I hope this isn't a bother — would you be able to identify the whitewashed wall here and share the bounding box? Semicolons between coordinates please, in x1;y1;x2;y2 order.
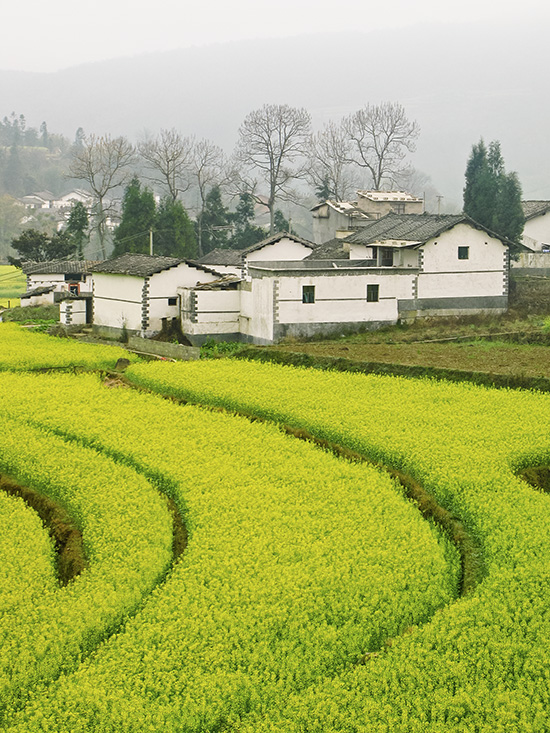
245;238;312;263
147;263;218;334
275;271;414;326
60;299;87;325
241;279;274;342
28;273;94;294
418;224;506;298
93;273;143;332
523;214;550;252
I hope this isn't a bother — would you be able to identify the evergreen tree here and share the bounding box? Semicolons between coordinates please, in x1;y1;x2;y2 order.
154;198;197;258
463;138;524;244
228;193;266;250
65;201;89;257
315;175;333;201
8;228;76;266
273;209;294;234
198;186;232;254
48;230;78;260
112;177;156;256
493;171;525;245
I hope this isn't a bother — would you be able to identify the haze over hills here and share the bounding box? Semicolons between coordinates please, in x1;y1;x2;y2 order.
0;21;547;210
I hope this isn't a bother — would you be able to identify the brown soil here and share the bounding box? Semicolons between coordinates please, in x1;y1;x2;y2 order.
0;474;86;584
273;340;550;378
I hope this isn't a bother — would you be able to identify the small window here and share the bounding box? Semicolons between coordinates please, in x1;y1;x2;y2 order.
302;285;315;304
168;297;177;306
68;283;80;296
380;248;393;267
458;246;469;260
366;284;379;302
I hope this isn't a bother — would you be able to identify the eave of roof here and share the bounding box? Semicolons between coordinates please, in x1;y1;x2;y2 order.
22;260;100;275
241;231;315;254
522;200;550;220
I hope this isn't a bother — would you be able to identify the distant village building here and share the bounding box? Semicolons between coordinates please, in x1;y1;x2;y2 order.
310;190;424;244
311;201;371;244
355;190;424;218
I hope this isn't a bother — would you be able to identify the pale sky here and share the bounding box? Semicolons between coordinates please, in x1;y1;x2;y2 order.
4;0;548;73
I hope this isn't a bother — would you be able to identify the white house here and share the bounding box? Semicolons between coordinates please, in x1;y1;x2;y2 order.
91;253;223;338
510;200;550;271
21;260;98;308
197;232;315;276
310;200;371;244
356;191;424;218
310;191;424;244
179;215;511;344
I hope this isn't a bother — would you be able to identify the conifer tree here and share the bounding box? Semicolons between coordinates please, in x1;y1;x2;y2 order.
463;139;524;244
154;198;197;259
199;186;231;253
112;177;156;256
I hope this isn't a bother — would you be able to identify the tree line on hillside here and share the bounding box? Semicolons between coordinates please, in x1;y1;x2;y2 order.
2;102;526;265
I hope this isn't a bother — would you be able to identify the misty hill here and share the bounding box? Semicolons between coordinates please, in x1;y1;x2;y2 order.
0;22;547;208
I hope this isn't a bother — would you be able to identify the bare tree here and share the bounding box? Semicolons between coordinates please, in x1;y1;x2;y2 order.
307;120;360;202
190;138;227;256
344;102;420;191
69;134;135;258
235;103;311;234
138;128;194;202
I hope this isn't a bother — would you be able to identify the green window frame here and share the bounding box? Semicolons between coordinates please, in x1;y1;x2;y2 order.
458;246;469;260
302;285;315;304
366;284;379;302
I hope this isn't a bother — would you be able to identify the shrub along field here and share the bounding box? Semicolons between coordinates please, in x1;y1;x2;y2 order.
2;324;550;730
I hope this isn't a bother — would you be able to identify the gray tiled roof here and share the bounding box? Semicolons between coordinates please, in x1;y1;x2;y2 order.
522;201;550;220
197;248;243;266
92;253;182;276
305;238;351;260
23;260;100;275
20;285;55;297
345;214;473;246
91;253;221;278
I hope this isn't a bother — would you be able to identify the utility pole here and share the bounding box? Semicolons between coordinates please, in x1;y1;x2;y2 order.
436;196;444;215
149;228;153;256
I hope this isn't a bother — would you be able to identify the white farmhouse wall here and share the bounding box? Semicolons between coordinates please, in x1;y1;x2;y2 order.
418;225;506;299
241;279;274;342
60;299;87;326
28;273;65;289
349;244;375;260
28;273;93;295
93;273;143;332
146;263;218;334
246;238;311;263
523;215;550;252
180;288;243;341
275;272;414;326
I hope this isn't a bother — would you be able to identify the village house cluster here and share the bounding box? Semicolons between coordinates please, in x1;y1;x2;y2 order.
18;190;550;345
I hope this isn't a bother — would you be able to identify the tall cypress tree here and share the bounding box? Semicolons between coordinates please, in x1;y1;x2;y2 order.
198;186;231;254
463;139;524;244
155;198;197;258
112;177;156;256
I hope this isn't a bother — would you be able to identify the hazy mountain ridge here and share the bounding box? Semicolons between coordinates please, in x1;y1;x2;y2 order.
0;22;546;207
